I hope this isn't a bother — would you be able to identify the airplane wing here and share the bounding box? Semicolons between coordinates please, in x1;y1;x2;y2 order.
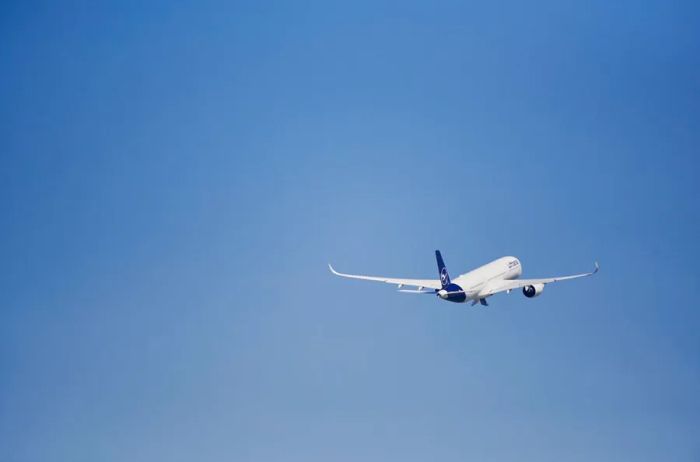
478;262;599;297
328;264;442;290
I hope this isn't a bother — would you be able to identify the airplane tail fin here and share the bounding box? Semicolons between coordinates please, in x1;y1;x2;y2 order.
435;250;451;288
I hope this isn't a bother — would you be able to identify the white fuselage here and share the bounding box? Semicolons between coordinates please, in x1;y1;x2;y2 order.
452;256;522;302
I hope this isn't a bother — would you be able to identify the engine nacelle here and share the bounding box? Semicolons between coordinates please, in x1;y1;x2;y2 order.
522;283;545;298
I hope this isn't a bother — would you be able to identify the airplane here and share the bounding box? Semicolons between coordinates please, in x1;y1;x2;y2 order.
328;250;598;306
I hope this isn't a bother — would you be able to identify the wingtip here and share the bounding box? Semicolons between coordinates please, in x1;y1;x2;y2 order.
594;261;600;273
328;263;338;275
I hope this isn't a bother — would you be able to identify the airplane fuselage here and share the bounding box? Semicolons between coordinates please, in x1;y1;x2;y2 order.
441;256;522;303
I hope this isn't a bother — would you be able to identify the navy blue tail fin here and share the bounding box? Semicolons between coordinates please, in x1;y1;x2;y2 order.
435;250;451;288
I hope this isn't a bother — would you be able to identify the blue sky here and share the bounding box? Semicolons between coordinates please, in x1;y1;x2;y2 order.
1;1;699;460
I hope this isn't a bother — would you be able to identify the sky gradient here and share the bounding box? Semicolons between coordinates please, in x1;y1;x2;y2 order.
1;1;699;461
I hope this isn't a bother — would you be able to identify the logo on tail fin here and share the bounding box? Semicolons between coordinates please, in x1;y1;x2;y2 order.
440;268;449;285
435;250;451;288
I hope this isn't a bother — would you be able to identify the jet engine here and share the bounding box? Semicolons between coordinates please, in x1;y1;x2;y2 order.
522;283;545;298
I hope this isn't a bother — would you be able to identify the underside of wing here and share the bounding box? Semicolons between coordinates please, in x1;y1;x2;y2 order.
328;264;442;290
479;262;599;296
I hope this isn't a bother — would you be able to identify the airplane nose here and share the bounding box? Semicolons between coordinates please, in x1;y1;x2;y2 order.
438;289;448;299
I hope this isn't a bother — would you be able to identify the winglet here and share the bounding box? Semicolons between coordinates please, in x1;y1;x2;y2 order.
593;261;600;274
328;263;340;276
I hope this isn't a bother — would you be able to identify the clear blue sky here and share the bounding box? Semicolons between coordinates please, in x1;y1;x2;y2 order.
1;1;699;460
